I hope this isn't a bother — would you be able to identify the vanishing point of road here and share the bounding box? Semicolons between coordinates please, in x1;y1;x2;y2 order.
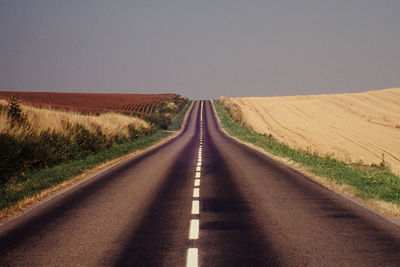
1;101;400;266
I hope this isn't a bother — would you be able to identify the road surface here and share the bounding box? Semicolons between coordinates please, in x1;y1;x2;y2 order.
1;101;400;266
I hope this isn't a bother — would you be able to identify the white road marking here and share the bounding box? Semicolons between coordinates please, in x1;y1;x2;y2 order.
186;107;203;267
193;188;200;198
191;200;200;214
200;101;203;122
189;219;199;239
186;248;198;267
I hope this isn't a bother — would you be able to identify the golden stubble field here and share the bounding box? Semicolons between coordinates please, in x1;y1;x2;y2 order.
225;88;400;174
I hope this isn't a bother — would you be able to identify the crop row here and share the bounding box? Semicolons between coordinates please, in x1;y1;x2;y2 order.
0;92;177;116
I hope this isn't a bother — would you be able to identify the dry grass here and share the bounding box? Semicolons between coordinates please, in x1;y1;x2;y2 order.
165;101;179;112
219;96;244;124
0;99;151;140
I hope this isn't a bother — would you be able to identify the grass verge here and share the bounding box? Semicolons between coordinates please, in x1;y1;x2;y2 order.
213;100;400;216
0;101;192;219
168;100;193;131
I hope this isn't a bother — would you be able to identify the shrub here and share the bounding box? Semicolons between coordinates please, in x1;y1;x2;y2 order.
0;134;22;183
140;96;188;129
219;96;243;124
7;97;29;128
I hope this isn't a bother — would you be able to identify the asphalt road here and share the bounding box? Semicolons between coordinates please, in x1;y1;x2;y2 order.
1;100;400;266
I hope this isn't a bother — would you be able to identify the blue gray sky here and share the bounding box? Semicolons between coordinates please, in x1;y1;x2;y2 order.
1;0;399;99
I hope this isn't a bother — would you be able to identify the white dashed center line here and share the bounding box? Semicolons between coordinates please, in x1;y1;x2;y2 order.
193;188;200;198
187;101;204;267
186;248;198;267
189;219;199;239
191;200;200;215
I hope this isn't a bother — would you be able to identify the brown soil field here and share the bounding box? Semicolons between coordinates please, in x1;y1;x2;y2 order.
224;88;400;174
0;91;176;116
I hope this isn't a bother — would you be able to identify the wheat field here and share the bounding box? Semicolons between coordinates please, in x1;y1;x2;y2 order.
221;88;400;174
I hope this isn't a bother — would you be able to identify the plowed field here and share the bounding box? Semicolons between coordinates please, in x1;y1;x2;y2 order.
0;91;177;116
226;88;400;174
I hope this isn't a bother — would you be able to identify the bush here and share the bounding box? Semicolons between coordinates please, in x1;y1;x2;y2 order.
70;124;107;154
137;96;188;129
7;97;29;128
0;134;22;183
219;96;243;124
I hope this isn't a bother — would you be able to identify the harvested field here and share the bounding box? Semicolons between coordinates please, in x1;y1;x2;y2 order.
222;88;400;174
0;91;177;116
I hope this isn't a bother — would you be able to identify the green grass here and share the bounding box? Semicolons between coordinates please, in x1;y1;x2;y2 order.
0;131;171;211
168;100;193;131
213;100;400;206
0;102;191;212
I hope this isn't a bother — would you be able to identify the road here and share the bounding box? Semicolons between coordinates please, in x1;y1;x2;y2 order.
1;101;400;266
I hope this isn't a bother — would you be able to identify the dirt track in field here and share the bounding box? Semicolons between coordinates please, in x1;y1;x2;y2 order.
227;88;400;174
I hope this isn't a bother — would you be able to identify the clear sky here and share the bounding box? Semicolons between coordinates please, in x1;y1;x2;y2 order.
1;0;399;99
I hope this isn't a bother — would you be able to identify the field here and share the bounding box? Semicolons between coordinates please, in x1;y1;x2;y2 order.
221;88;400;174
0;91;177;116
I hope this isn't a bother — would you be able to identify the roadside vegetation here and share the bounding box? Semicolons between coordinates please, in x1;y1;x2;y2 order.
0;96;189;214
214;99;400;209
139;95;189;129
168;100;193;131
